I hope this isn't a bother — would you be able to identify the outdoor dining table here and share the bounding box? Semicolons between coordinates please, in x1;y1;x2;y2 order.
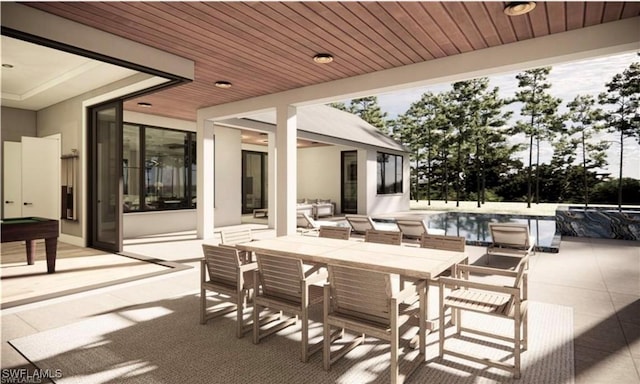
236;234;468;329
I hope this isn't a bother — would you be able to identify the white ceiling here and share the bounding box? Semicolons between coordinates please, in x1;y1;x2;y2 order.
1;36;138;111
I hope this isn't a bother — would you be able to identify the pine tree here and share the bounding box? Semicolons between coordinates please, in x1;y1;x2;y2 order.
393;92;447;203
563;95;609;207
598;56;640;210
347;96;389;134
511;67;564;208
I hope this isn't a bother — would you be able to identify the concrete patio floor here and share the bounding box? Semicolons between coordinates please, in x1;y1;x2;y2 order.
1;223;638;383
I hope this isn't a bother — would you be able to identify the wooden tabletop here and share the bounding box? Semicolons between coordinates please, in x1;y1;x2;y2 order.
237;235;467;280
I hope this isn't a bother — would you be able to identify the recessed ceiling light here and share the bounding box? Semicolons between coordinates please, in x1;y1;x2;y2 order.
2;64;14;69
215;81;232;89
504;2;536;16
137;102;152;108
313;53;334;64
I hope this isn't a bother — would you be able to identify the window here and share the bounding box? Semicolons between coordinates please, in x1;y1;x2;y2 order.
377;152;403;194
123;123;196;212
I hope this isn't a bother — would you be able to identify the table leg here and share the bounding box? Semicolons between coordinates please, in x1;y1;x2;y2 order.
44;237;58;274
25;240;36;265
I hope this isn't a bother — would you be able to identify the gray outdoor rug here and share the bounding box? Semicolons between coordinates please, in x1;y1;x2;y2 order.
10;293;573;384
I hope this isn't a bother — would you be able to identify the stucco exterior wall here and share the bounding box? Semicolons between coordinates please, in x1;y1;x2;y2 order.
297;145;346;212
213;125;242;227
363;149;410;216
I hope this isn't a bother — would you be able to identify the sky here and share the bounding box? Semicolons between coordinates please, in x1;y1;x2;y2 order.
371;51;640;179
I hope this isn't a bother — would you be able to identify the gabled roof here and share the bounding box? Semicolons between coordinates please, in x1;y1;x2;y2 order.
243;105;408;153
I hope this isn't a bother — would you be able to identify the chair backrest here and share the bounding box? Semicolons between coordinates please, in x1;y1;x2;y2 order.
220;229;252;246
344;214;375;234
328;265;392;326
489;223;531;249
255;253;304;303
395;218;427;239
420;234;466;252
202;244;242;286
319;226;351;240
365;229;403;245
296;212;316;229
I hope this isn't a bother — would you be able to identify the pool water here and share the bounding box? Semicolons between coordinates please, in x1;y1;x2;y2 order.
424;212;560;253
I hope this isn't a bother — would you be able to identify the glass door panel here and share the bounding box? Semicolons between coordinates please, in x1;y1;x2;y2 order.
341;151;358;214
90;101;122;252
242;151;267;214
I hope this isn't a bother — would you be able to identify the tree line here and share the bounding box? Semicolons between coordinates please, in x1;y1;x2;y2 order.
330;55;640;210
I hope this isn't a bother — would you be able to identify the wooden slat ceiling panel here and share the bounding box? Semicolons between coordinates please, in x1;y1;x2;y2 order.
529;3;551;37
444;2;491;50
463;2;503;47
20;1;639;122
424;2;475;53
546;2;568;34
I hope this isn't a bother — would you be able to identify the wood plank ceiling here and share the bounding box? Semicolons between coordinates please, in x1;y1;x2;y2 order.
27;2;640;122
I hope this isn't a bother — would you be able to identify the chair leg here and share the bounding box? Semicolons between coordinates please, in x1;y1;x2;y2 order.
253;300;261;344
514;313;521;379
323;323;331;370
236;293;244;338
439;287;445;358
523;311;529;351
301;309;309;362
390;326;399;384
200;288;206;325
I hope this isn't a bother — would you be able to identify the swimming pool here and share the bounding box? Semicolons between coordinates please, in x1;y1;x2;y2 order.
399;212;560;253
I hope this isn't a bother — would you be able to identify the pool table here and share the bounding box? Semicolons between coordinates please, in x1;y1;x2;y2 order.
1;217;59;273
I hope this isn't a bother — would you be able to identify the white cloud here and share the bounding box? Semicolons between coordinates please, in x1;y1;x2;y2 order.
374;52;640;179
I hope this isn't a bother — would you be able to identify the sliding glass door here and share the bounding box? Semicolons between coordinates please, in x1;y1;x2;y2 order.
242;151;267;214
89;101;123;253
341;151;358;214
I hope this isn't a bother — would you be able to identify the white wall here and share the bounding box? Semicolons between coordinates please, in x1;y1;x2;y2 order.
297;145;347;211
297;145;410;216
123;210;196;238
363;150;410;216
213;125;242;227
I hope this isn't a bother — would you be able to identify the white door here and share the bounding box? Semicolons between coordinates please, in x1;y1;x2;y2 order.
3;141;22;218
21;136;60;219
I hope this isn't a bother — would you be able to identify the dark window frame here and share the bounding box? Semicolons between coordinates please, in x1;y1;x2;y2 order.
377;152;403;195
123;122;197;213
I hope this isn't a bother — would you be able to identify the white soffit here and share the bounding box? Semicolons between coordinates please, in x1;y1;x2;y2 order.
1;36;138;110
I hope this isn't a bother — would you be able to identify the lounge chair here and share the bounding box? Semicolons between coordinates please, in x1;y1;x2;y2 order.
439;256;529;378
345;214;399;234
297;212;340;231
486;222;535;267
395;218;445;241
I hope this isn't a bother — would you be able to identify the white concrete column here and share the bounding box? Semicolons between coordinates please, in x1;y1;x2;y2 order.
275;105;297;236
196;114;215;239
267;132;276;229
